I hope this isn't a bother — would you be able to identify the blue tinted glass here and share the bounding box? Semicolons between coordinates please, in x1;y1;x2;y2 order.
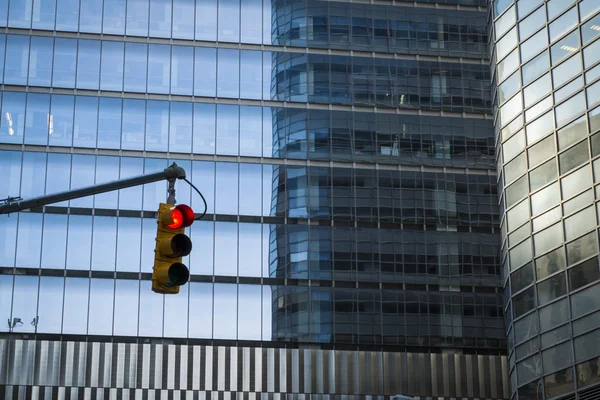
29;36;52;86
169;101;192;153
73;96;98;148
11;275;38;333
100;41;124;91
45;153;70;204
126;0;149;36
213;284;237;338
63;277;89;334
191;160;214;213
0;35;5;82
116;217;141;272
216;104;239;155
218;0;240;42
142;158;168;211
8;0;32;28
164;284;188;338
0;151;21;202
189;220;213;275
16;212;42;268
171;46;193;95
238;223;261;276
97;97;122;149
4;35;29;85
172;0;194;39
88;278;114;335
49;94;74;147
55;0;78;31
41;214;67;269
239;163;262;215
124;42;147;92
215;162;239;214
1;92;26;143
24;93;50;145
70;154;94;208
217;49;239;98
94;156;119;208
52;38;77;88
149;0;171;38
215;224;238;275
192;103;216;154
189;282;213;338
76;40;100;90
20;151;45;199
262;52;273;101
37;277;64;333
240;105;262;157
195;0;217;40
122;99;145;150
241;50;262;100
80;0;102;33
102;0;125;35
262;107;274;157
241;0;262;44
194;47;216;96
145;100;169;151
66;215;91;270
91;215;117;271
238;284;262;339
113;279;138;336
262;0;271;45
31;0;55;29
0;0;8;26
118;156;144;210
147;44;170;94
262;165;274;215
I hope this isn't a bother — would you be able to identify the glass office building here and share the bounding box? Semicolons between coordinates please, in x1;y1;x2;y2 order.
0;0;510;398
491;0;600;399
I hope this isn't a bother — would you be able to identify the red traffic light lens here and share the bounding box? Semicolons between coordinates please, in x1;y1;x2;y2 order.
168;209;183;229
174;204;195;228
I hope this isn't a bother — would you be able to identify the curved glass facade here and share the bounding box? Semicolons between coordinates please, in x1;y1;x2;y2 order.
0;0;509;398
492;0;600;398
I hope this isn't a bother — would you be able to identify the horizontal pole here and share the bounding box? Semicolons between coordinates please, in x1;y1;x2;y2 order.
0;163;186;215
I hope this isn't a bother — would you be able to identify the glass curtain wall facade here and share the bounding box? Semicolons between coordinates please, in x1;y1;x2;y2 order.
491;0;600;399
0;0;509;398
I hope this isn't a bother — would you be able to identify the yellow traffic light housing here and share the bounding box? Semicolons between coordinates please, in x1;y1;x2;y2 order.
152;203;194;294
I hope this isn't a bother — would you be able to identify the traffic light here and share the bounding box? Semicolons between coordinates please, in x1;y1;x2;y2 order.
152;203;194;294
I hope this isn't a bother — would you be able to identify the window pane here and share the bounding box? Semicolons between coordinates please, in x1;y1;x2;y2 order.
511;263;535;293
194;47;216;97
513;286;536;318
164;283;188;337
102;0;125;35
240;50;262;99
569;257;600;291
37;276;64;334
537;273;567;305
562;165;592;200
195;0;216;40
45;153;70;206
564;206;596;241
215;162;238;214
11;275;38;333
9;0;32;27
124;42;147;93
100;42;124;91
116;217;141;272
113;279;139;336
518;6;545;40
520;28;548;63
41;214;67;269
214;222;238;276
172;0;194;39
560;140;589;175
149;0;171;38
88;278;114;335
80;0;102;33
4;35;29;85
530;159;557;192
191;161;214;214
216;104;239;155
55;0;78;31
238;223;261;277
52;38;77;88
122;99;145;151
214;283;237;339
63;277;89;334
171;46;193;95
542;341;573;375
29;36;52;86
189;282;213;338
76;40;100;90
158;101;185;151
126;0;149;36
49;94;74;147
0;275;13;332
24;93;50;145
193;103;216;154
73;96;98;148
148;44;170;94
66;214;92;270
138;285;163;336
531;182;560;215
97;97;122;149
91;216;117;271
19;151;45;200
567;231;598;266
145;100;169;151
217;49;240;98
16;213;42;268
238;284;261;340
571;282;600;319
218;0;240;42
534;222;563;256
549;8;577;43
523;50;549;85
